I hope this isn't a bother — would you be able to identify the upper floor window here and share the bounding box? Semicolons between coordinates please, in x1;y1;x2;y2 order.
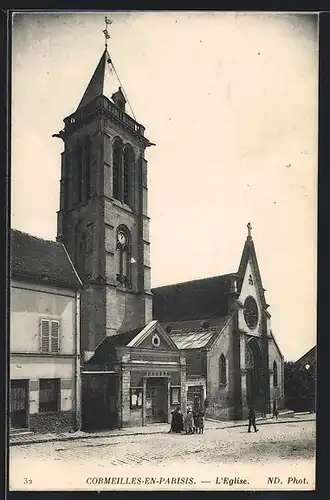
219;354;227;387
116;226;131;288
40;319;60;353
64;151;71;210
76;140;83;204
113;138;123;201
83;135;91;201
273;360;278;387
123;145;134;207
112;138;134;208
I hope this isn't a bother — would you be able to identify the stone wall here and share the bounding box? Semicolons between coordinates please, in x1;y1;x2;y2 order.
29;411;73;434
268;337;285;410
206;320;237;421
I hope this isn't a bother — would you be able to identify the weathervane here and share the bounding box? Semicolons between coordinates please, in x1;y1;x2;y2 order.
103;16;112;50
247;222;252;238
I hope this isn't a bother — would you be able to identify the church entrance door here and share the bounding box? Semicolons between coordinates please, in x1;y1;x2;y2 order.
245;338;263;412
146;378;167;424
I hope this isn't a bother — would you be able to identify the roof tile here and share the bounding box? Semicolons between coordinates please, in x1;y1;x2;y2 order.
11;229;81;289
152;274;234;322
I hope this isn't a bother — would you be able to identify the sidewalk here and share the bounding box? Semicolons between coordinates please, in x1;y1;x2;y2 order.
9;412;316;447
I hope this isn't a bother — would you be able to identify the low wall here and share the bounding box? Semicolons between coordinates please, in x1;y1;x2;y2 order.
29;411;73;433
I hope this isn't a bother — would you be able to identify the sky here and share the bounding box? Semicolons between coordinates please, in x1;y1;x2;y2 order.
11;11;318;361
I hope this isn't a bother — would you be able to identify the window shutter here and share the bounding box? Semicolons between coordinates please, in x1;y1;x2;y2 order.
51;321;60;353
40;320;50;352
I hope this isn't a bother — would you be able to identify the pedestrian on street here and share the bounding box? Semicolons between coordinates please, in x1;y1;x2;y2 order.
169;405;184;433
184;407;194;434
272;399;279;419
197;411;205;434
192;409;198;433
248;407;258;433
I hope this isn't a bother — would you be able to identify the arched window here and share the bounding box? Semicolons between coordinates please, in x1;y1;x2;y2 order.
75;224;86;278
76;140;83;204
113;138;123;201
83;135;91;201
219;354;227;387
123;145;134;207
64;151;71;210
115;226;131;288
273;361;278;387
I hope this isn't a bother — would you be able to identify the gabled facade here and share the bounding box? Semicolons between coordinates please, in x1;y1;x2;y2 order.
82;321;185;429
153;231;284;421
10;230;82;433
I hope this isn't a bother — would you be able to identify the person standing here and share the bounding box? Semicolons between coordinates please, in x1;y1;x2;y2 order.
184;407;194;434
248;407;258;433
169;405;184;433
272;399;279;419
192;409;198;433
197;411;205;434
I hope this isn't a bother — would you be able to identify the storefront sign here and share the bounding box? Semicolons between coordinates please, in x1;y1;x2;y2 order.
145;371;170;377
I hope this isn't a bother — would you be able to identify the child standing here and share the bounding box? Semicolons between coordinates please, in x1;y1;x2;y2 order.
184;407;194;434
197;411;205;434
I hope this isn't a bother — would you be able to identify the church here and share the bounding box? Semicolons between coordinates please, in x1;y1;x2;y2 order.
53;36;284;430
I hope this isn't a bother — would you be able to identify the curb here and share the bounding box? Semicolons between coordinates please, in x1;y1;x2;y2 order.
9;417;315;447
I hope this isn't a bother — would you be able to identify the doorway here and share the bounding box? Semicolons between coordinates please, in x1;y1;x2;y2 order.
187;385;204;412
245;339;263;411
82;374;118;431
146;378;167;423
10;379;29;429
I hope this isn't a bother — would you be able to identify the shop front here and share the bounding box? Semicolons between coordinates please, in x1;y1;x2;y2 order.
82;321;187;429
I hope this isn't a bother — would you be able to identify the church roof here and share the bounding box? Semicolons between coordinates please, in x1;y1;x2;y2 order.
86;327;143;366
167;315;232;349
170;330;215;349
295;345;316;366
11;229;81;289
76;49;123;111
152;274;235;322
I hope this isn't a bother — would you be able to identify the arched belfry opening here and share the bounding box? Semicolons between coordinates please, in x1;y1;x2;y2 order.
245;338;263;411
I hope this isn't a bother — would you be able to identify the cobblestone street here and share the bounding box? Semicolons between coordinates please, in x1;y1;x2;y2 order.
10;420;315;491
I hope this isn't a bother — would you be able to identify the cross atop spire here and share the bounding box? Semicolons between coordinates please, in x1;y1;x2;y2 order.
103;16;112;50
247;222;252;238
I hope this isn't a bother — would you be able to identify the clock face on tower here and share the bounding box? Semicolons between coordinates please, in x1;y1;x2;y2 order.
118;231;127;245
243;296;259;330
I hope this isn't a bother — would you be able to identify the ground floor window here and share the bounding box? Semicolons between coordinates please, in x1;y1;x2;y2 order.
130;388;143;409
170;386;181;405
39;378;60;413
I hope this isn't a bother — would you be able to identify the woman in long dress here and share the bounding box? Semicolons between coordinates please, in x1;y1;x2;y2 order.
184;407;194;434
170;405;184;433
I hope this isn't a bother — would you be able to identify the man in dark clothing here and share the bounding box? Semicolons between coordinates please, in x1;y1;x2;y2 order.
248;407;258;433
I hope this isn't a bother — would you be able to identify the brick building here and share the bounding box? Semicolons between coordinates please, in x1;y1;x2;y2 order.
53;46;284;430
10;230;82;434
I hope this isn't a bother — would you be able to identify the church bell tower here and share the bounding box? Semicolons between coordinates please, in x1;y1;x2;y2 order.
55;21;154;357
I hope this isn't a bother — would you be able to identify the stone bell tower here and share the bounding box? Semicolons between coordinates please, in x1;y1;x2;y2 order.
55;26;154;358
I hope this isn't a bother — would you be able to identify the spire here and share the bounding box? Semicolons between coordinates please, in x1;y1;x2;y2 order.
76;17;135;118
76;49;124;111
